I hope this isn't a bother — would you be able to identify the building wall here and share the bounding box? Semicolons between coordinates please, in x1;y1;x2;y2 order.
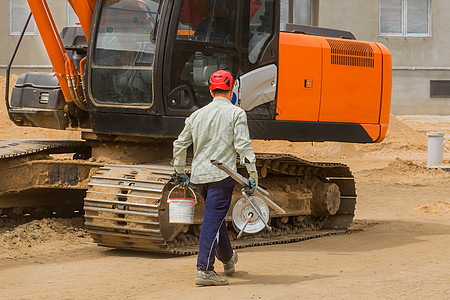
0;1;68;75
316;0;450;115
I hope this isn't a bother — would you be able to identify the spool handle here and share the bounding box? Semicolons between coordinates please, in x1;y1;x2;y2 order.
237;212;253;239
241;189;271;232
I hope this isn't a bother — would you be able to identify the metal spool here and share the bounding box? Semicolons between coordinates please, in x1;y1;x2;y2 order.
232;195;270;235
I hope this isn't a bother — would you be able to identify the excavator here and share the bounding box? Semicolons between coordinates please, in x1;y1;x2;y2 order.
1;0;391;254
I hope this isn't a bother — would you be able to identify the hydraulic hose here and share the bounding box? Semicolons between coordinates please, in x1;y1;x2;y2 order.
64;53;87;111
79;56;87;103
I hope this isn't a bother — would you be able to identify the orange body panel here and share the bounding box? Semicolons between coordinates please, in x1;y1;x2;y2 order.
319;38;383;124
361;124;382;142
376;43;393;142
276;33;322;121
276;32;392;143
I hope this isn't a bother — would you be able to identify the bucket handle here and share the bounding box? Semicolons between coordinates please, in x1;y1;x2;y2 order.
168;185;197;204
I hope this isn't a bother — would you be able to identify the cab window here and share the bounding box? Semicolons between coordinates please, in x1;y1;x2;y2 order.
91;0;159;106
176;0;236;44
248;0;275;64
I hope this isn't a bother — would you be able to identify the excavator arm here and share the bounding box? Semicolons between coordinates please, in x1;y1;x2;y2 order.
25;0;95;124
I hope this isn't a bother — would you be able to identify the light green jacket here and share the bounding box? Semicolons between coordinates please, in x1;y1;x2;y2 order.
171;97;256;184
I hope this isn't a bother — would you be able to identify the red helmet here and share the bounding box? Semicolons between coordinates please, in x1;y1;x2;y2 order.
209;70;234;92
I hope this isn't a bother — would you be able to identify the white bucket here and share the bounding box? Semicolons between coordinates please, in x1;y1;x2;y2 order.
167;186;197;224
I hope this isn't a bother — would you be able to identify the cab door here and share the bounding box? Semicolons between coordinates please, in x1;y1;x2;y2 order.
86;0;167;136
87;0;160;112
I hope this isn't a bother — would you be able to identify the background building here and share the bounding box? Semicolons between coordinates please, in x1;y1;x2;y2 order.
1;0;78;74
1;0;449;115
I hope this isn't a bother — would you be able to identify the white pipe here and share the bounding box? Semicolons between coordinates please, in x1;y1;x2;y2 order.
393;66;450;71
427;132;444;166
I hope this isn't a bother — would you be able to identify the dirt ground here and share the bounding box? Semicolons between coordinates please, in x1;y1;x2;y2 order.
0;76;449;299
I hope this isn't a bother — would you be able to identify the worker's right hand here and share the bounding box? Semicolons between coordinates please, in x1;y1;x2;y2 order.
248;171;258;194
176;173;190;188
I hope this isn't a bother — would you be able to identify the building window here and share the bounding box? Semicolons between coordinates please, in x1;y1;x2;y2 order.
280;0;289;23
293;0;312;25
280;0;313;25
10;0;37;35
380;0;431;37
430;81;450;98
67;4;80;26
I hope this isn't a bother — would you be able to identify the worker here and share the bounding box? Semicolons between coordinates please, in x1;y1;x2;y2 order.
179;0;209;31
171;70;258;286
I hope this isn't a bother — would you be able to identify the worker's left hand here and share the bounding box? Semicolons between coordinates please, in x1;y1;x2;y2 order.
176;173;190;188
248;171;258;194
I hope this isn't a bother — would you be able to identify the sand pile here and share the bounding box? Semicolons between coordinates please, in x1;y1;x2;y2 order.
357;158;450;183
357;114;427;155
0;217;89;251
253;114;427;159
412;201;450;216
387;113;423;138
252;140;314;158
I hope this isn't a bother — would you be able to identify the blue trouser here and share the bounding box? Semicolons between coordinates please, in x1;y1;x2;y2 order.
195;176;235;271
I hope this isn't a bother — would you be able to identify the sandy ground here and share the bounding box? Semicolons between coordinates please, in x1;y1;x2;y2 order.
0;76;449;299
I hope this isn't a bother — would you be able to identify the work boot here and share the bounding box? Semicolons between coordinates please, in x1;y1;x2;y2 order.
223;251;238;276
195;270;229;286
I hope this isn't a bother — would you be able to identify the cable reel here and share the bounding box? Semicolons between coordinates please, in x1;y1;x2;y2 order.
232;189;271;238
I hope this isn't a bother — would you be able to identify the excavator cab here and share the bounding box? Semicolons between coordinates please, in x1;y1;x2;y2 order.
9;0;391;143
85;0;279;136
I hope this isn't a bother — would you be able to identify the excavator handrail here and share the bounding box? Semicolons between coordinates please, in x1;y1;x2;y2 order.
4;12;33;122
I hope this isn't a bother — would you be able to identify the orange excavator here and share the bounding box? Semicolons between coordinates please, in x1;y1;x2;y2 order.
1;0;391;254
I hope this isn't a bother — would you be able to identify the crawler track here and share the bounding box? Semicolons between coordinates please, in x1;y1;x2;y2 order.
0;139;89;159
0;139;94;217
84;154;356;255
0;139;356;253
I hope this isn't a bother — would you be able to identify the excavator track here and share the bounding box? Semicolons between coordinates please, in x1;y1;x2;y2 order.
0;139;89;159
0;139;94;218
84;154;356;255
